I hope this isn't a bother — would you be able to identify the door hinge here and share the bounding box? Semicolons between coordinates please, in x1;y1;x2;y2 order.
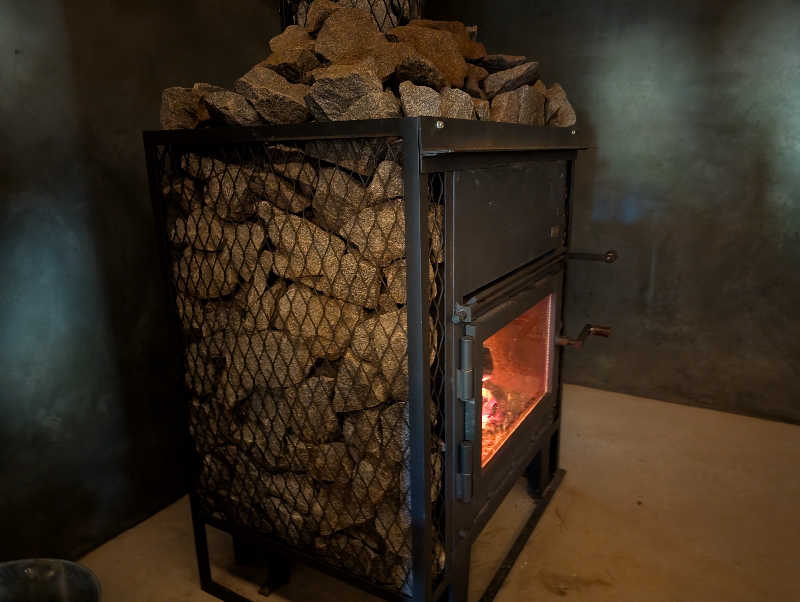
457;442;473;503
457;336;475;501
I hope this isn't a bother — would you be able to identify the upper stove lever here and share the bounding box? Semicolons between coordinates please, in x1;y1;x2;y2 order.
556;324;611;349
568;250;618;263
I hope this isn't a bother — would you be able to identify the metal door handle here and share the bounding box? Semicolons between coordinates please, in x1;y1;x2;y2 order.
568;250;618;263
556;324;611;349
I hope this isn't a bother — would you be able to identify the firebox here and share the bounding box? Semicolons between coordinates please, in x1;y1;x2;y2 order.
144;117;610;602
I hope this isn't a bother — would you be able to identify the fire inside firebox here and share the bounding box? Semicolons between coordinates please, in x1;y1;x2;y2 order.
481;295;553;466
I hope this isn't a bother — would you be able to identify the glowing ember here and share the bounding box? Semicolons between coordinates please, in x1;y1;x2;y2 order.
481;295;553;467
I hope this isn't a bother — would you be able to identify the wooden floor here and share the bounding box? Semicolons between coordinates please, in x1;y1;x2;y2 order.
81;385;800;601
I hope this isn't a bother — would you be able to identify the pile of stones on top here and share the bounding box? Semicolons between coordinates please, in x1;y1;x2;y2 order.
161;0;576;129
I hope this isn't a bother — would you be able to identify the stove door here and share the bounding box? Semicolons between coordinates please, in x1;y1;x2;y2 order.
455;265;563;518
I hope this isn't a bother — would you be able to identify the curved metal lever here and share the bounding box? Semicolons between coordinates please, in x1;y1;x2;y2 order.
568;250;618;263
556;324;611;349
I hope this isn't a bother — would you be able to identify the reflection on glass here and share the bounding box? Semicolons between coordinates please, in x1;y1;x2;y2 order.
481;294;553;467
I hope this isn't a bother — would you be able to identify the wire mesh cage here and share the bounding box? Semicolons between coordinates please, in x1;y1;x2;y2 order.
281;0;424;32
145;124;445;597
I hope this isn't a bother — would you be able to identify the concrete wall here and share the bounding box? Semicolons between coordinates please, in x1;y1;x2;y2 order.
0;0;280;560
428;0;800;422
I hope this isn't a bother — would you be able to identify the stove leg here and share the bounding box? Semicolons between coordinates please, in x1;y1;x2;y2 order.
445;547;471;602
526;429;559;498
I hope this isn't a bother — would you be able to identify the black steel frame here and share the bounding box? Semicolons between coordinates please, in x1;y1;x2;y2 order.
143;117;587;602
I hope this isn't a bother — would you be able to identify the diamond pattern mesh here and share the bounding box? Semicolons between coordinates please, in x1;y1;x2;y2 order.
427;172;447;583
151;135;444;595
285;0;422;32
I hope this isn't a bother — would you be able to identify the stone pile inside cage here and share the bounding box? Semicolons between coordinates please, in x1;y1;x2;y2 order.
163;136;445;593
160;1;576;130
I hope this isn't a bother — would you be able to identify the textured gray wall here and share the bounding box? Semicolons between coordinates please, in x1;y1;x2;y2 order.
428;0;800;422
0;0;279;560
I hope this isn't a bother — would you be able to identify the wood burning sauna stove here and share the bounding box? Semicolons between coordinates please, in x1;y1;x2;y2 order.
144;117;613;602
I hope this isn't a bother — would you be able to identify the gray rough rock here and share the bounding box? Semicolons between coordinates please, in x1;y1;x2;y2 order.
407;19;487;61
333;349;389;411
270;161;316;197
239;266;284;331
264;208;348;273
305;0;341;33
273;283;364;360
306;59;382;121
266;161;316;199
315;531;379;576
273;250;381;310
338;91;402;121
471;54;528;72
160;87;208;129
489;85;546;126
366;160;403;204
338;198;406;266
464;63;488;98
245;169;312;213
264;47;320;83
395;53;447;90
234;63;310;124
263;205;381;309
185;342;219;395
483;61;540;98
398;81;440;118
379;401;409;464
287;376;338;442
387;26;468;88
162;176;199;213
518;85;546;126
173;247;239;299
342;407;382;458
310;441;355;484
440;87;475;119
222;330;315;393
169;207;224;251
383;259;436;305
352;456;394;504
343;0;399;31
235;390;289;463
315;485;375;535
269;25;315;53
201;90;262;126
313;166;370;231
472;97;490;120
350;309;408;399
544;83;577;127
204;163;257;221
429;203;444;263
304;139;380;176
258;472;317;514
314;7;382;63
375;497;411;558
490;88;521;123
221;221;265;281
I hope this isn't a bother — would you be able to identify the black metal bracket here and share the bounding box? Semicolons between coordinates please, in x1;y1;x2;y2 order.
567;249;618;263
556;324;611;349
